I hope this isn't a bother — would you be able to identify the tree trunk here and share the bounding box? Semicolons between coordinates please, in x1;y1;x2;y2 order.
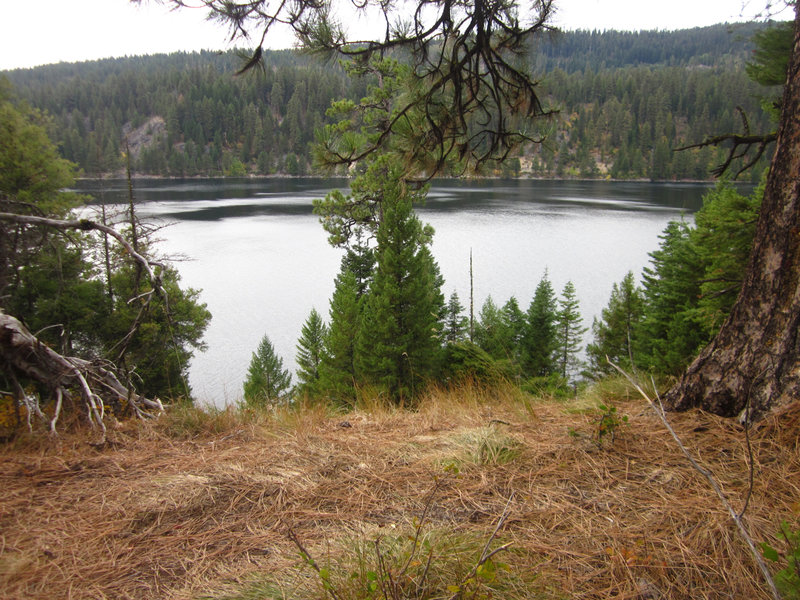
663;7;800;420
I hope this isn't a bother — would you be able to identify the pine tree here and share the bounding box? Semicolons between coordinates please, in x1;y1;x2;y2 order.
355;169;443;402
243;334;292;406
295;308;328;397
520;272;558;378
500;296;526;363
341;228;375;298
691;182;762;336
319;267;361;404
444;291;468;344
474;296;506;359
555;281;587;382
638;219;705;374
586;271;645;376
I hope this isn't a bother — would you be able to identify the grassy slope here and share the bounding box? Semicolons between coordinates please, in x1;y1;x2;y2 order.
1;380;798;600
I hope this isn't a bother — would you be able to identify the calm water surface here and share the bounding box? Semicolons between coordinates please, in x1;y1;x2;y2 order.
78;177;712;406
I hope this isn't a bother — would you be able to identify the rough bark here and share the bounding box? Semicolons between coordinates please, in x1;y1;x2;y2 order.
663;7;800;420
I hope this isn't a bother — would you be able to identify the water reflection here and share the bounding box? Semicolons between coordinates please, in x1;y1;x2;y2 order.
75;177;710;221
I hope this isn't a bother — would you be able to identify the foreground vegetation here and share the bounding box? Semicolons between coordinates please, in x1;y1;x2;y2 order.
1;380;798;599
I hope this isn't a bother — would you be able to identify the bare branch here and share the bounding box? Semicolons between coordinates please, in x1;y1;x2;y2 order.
164;0;557;173
0;212;161;289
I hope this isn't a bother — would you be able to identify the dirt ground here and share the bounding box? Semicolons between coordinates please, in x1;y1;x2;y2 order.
1;391;798;600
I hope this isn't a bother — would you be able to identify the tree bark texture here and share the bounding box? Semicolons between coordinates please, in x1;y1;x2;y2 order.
663;7;800;419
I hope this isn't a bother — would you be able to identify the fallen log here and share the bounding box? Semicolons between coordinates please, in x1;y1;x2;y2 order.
0;310;163;436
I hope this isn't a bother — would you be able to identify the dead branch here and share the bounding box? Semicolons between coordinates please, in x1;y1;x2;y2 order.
0;211;171;436
674;107;777;179
0;310;163;438
0;212;161;288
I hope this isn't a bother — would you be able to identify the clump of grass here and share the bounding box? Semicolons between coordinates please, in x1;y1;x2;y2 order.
216;525;518;600
439;426;523;471
270;400;340;434
152;402;257;439
417;378;533;423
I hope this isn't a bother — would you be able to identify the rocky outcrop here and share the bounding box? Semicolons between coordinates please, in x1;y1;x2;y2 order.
121;116;166;160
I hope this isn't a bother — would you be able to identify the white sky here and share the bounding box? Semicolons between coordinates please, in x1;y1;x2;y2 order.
0;0;793;71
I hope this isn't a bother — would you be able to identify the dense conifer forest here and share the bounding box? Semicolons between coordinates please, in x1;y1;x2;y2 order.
1;23;777;181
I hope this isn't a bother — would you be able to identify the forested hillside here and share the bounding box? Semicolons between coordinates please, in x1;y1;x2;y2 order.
1;23;777;181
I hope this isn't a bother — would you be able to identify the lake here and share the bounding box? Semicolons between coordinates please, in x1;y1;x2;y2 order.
76;177;713;406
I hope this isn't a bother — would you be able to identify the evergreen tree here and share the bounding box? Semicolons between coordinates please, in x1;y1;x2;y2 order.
746;21;793;120
341;228;376;298
1;84;210;405
99;262;210;400
691;181;762;336
500;296;526;363
586;271;645;376
319;267;361;404
474;296;507;360
638;219;705;374
555;281;587;382
354;166;443;402
520;272;558;378
444;291;468;344
295;308;328;397
637;182;761;375
243;334;292;406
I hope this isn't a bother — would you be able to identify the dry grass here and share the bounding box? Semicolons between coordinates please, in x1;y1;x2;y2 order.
1;382;799;600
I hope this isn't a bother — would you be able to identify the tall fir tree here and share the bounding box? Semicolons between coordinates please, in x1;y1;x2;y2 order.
474;296;507;359
295;308;328;397
637;183;761;375
243;334;292;406
520;272;558;378
555;281;587;382
691;182;762;337
444;291;468;344
354;168;443;403
319;267;361;404
586;271;645;376
638;219;705;374
500;296;526;364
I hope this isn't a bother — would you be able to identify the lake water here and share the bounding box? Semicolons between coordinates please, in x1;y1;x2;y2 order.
77;177;713;406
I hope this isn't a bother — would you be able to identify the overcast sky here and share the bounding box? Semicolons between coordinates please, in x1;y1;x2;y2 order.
0;0;793;71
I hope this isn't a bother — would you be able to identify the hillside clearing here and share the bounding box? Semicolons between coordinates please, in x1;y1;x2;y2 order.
1;386;798;599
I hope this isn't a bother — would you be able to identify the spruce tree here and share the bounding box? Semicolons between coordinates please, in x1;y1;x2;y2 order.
691;182;762;336
355;168;443;402
520;272;558;378
341;228;375;298
586;271;644;376
474;296;506;359
444;291;468;343
638;219;705;374
243;334;292;406
500;296;526;363
637;183;761;375
319;267;361;404
555;281;587;382
295;308;328;397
